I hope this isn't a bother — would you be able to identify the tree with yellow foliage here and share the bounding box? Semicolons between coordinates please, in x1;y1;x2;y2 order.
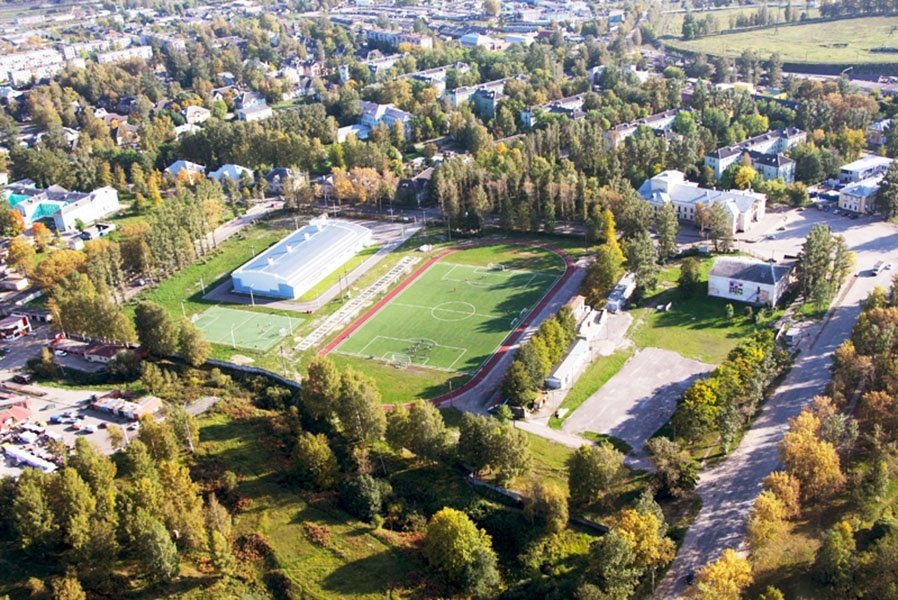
686;548;753;600
780;408;845;501
746;490;787;549
615;508;675;587
762;471;801;518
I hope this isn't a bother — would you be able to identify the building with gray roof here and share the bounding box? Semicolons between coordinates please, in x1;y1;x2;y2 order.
704;128;806;182
708;257;793;306
231;215;372;299
638;170;765;234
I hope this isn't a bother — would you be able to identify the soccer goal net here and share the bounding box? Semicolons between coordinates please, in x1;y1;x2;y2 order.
387;352;413;368
487;263;506;271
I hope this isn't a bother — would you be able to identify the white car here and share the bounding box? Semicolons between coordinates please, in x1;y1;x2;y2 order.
53;350;67;357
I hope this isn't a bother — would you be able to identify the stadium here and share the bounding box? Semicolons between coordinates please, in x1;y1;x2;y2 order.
231;215;372;300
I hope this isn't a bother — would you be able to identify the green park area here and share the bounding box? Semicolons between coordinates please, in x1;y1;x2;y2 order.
628;258;763;364
667;16;898;65
654;4;819;38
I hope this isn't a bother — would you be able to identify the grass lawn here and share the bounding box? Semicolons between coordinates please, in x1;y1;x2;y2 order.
334;246;562;374
655;5;820;38
627;259;760;364
549;348;636;429
293;244;382;302
195;404;426;599
666;16;898;64
138;223;289;317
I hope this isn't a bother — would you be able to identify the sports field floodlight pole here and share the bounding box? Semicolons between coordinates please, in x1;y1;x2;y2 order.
200;276;206;296
230;325;236;349
250;289;255;307
180;302;186;318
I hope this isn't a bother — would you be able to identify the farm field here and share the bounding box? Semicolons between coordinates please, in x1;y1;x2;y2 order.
666;16;898;64
333;247;563;375
655;4;819;38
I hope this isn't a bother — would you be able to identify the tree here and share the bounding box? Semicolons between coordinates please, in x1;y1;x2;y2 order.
301;356;342;421
673;380;720;441
482;0;500;16
708;202;734;252
134;511;179;583
523;481;568;533
292;432;339;490
385;399;451;461
655;202;679;261
625;231;659;293
209;529;236;577
746;490;787;548
799;224;836;305
767;53;783;87
6;236;35;273
814;520;855;590
338;475;392;521
458;414;531;484
780;409;845;500
336;368;386;445
646;437;698;497
759;586;785;600
567;443;625;506
32;222;51;253
137;415;180;462
583;244;624;307
166;405;199;453
879;160;898;220
584;531;641;600
0;204;24;237
31;249;86;290
678;257;702;295
13;469;58;553
762;471;801;518
135;302;180;356
734;165;758;189
424;508;501;595
616;508;676;584
178;317;210;366
55;467;97;552
501;359;538;408
686;549;753;600
51;571;86;600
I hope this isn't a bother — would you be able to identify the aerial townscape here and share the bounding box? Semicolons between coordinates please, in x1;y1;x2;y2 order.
4;0;898;598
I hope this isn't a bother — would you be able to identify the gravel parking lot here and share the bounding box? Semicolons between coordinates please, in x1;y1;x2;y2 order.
562;347;714;464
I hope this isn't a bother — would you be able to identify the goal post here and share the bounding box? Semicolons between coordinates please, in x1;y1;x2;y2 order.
387;352;413;368
487;263;506;271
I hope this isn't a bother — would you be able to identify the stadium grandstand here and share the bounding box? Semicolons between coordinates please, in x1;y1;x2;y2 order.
231;215;372;300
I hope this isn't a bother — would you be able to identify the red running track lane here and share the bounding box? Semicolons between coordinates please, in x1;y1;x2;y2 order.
319;241;577;408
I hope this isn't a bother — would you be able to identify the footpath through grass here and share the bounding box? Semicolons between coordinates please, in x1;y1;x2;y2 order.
549;348;635;429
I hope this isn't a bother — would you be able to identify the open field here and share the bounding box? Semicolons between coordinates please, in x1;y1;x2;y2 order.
666;16;898;64
334;247;562;374
655;4;819;38
627;258;761;364
193;306;301;351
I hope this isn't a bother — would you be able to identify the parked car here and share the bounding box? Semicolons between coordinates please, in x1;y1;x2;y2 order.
54;350;67;357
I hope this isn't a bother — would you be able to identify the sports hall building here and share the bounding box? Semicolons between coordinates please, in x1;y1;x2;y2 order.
231;215;372;299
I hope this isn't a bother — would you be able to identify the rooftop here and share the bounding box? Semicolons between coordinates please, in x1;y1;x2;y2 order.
710;258;792;286
840;155;893;173
232;217;370;287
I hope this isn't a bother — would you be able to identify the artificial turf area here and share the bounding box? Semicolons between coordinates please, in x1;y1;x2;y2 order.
193;306;302;351
334;251;561;374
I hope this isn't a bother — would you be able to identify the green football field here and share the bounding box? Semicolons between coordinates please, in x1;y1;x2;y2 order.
334;260;559;373
193;306;302;351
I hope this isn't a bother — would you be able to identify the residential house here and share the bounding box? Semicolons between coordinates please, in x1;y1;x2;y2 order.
868;118;892;148
0;315;30;340
364;29;433;50
165;160;206;182
209;163;254;183
182;105;211;125
399;62;469;97
96;45;153;64
708;257;793;306
337;100;413;142
520;94;586;128
838;175;883;214
638;170;766;234
264;167;305;193
605;108;682;148
704;128;807;182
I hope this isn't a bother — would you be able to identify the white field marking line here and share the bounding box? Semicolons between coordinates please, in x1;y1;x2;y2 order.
446;347;469;371
440;263;460;282
387;301;503;319
438;261;560;278
367;335;469;370
333;347;467;373
473;271;564;375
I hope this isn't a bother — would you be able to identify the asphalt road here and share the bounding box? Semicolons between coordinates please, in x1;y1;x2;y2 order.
655;210;898;598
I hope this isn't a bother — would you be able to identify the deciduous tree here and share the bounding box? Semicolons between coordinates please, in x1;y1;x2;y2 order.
134;302;180;356
385;399;451;461
567;443;625;506
178;317;210;366
292;431;339;490
301;356;342;421
686;549;753;600
424;508;501;594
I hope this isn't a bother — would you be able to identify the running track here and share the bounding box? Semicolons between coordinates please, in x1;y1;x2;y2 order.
319;240;577;407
